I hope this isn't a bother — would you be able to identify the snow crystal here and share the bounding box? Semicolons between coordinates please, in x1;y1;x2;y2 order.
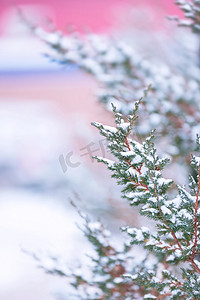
194;155;200;166
144;294;157;299
179;20;192;26
141;227;150;234
118;122;130;131
148;197;157;203
181;4;191;11
157;178;172;186
132;154;143;164
175;231;183;239
154;170;162;177
104;229;111;237
74;268;82;276
172;289;181;296
65;51;80;62
161;205;172;215
81;58;102;74
140;165;148;175
59;37;72;50
168;196;181;208
166;248;182;261
103;47;125;64
34;27;46;39
179;188;195;203
88;34;108;53
125;191;136;199
155;240;169;249
175;0;185;4
171;215;176;224
88;222;102;231
128;167;138;177
97;157;115;167
120;150;135;157
125;191;149;204
174;249;182;258
103;125;118;133
113;277;123;284
146;155;154;163
118;42;133;57
162;269;170;276
123;273;137;280
45;33;60;45
152;276;160;283
194;259;200;269
167;254;175;262
142;206;158;215
134;141;143;152
178;209;192;220
39;256;57;270
146;238;156;246
127;228;145;242
148;183;155;189
126;191;148;199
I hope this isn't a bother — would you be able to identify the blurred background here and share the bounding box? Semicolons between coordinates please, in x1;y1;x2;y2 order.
0;1;182;299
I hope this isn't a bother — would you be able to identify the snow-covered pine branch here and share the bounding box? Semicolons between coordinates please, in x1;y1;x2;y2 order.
32;205;149;300
169;0;200;33
92;100;200;299
25;1;200;162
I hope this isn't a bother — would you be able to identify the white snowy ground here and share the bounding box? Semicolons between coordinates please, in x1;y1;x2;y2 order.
0;188;84;300
0;98;117;300
0;100;85;299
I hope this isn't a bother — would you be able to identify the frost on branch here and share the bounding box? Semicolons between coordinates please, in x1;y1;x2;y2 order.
32;205;150;299
92;99;200;299
31;9;200;160
169;0;200;33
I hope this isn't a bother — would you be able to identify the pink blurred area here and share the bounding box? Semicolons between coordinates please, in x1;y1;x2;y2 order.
0;0;182;34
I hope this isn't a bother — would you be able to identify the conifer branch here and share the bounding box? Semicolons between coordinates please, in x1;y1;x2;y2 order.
192;166;200;255
28;0;200;298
